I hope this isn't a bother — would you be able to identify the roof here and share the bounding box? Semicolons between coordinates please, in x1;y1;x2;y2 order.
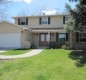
12;14;68;19
0;21;30;30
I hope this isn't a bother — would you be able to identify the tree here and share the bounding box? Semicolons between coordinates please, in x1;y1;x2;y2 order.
0;0;10;21
65;0;86;32
69;0;86;5
64;0;86;48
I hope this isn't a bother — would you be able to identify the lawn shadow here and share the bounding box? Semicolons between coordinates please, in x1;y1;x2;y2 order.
14;48;30;50
69;50;86;67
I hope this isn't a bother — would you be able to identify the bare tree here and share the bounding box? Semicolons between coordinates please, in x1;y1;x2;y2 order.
0;0;10;21
18;7;30;16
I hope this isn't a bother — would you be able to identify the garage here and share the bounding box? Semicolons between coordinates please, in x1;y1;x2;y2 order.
0;21;22;49
0;33;21;48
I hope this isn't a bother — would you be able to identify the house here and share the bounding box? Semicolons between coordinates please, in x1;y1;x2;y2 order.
0;14;86;49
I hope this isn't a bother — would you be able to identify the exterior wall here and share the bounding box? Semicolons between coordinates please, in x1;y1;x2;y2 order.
15;18;18;24
31;33;39;48
15;16;64;29
72;32;86;49
0;22;21;33
50;33;56;42
28;16;64;28
21;30;31;48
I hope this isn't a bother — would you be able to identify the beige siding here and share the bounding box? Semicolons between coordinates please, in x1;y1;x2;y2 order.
71;32;86;49
15;18;18;24
21;30;31;48
0;22;21;33
15;16;64;28
51;33;56;42
31;33;39;47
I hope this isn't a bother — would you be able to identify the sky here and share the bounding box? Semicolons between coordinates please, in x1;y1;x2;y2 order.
5;0;76;22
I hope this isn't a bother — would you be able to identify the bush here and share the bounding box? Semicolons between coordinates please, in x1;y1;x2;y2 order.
61;45;67;49
30;43;36;49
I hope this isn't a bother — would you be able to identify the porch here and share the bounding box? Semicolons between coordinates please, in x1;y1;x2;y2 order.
30;28;69;48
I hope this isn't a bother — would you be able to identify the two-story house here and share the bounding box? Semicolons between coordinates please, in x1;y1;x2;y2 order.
0;14;86;49
13;14;68;48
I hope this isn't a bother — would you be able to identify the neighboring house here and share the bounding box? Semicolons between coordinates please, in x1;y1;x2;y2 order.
0;14;86;49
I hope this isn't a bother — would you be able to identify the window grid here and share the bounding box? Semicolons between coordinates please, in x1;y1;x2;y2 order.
41;17;48;25
20;18;26;25
79;32;86;42
58;33;66;42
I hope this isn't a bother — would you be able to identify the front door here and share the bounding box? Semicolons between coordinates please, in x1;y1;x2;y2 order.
39;33;48;46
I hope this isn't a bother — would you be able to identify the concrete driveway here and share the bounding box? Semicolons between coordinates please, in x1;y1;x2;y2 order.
0;50;7;53
0;49;7;53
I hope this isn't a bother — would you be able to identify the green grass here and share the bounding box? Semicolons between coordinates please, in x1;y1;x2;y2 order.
0;49;86;80
0;49;31;55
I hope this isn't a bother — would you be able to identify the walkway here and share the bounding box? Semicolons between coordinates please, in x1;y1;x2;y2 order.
0;49;43;60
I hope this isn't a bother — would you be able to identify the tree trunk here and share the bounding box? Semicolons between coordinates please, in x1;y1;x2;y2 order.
70;32;72;48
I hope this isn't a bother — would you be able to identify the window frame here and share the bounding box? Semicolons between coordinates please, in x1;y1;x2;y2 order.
40;33;48;42
20;18;26;25
58;33;66;43
40;17;49;25
79;32;86;43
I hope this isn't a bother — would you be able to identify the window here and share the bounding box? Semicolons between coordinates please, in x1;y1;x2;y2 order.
63;16;69;24
63;16;65;24
41;34;45;41
41;17;48;24
39;17;50;25
58;33;66;42
18;18;28;25
20;18;26;25
40;34;48;41
79;32;86;42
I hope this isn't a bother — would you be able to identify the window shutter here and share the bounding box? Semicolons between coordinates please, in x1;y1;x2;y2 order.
26;18;28;25
18;18;20;25
56;33;58;42
76;32;79;42
48;17;50;24
39;17;41;25
66;33;68;41
63;16;65;24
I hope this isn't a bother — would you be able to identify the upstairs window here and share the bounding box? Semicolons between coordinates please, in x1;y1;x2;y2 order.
63;16;69;24
18;18;28;25
39;17;50;25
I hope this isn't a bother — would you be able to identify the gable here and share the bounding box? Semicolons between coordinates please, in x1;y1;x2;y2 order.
0;22;22;33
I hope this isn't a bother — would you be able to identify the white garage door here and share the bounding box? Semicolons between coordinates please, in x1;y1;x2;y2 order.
0;33;21;48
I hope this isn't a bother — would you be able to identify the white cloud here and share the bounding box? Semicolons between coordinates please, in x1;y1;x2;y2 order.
24;0;32;3
11;0;32;3
41;10;57;15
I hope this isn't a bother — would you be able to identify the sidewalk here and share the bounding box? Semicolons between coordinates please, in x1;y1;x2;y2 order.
0;49;43;60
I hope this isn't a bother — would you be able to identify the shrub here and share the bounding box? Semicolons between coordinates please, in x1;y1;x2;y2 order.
62;45;67;49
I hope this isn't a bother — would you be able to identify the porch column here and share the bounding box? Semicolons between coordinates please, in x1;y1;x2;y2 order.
47;32;50;42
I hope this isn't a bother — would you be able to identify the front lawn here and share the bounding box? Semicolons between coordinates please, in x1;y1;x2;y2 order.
0;49;31;55
0;49;86;80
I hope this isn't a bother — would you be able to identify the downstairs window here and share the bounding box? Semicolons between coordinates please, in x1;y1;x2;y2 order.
79;32;86;42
